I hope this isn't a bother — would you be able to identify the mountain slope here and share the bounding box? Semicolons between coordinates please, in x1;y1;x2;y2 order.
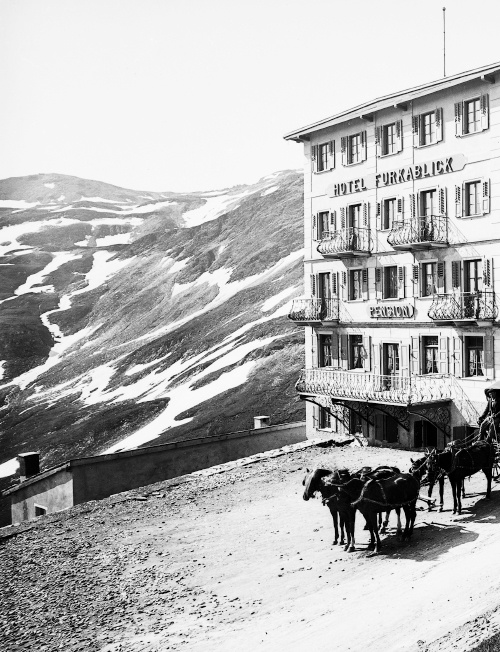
0;171;305;495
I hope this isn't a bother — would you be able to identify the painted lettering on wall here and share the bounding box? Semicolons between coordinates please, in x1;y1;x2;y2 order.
370;304;415;319
326;154;467;198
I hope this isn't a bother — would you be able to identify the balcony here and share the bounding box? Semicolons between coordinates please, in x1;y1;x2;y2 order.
428;290;497;324
288;297;339;324
317;227;372;258
387;215;448;250
296;368;452;405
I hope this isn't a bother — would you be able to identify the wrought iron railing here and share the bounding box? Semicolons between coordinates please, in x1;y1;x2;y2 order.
317;227;372;256
449;376;480;426
296;368;452;405
428;291;497;321
288;297;339;322
387;215;448;248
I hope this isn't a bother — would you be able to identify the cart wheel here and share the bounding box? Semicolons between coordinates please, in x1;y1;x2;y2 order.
493;461;500;481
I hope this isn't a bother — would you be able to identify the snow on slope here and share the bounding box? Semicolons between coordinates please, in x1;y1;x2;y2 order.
14;252;81;297
182;191;250;228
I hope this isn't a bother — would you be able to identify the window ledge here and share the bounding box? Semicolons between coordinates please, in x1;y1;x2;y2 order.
313;169;334;175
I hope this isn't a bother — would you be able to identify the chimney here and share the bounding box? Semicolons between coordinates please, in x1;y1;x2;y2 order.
254;415;270;429
18;452;40;481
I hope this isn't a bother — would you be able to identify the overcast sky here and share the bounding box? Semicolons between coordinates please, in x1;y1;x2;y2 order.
1;0;500;192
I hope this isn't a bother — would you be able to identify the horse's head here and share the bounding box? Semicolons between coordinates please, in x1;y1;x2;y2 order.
302;468;332;501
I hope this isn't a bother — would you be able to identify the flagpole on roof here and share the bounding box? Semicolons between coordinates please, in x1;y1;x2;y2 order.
443;7;446;78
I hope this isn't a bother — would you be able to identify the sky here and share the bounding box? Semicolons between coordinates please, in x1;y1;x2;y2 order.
1;0;500;193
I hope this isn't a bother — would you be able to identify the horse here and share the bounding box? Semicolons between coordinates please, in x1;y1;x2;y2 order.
409;455;441;511
302;468;350;546
426;441;495;514
332;472;420;555
355;466;402;534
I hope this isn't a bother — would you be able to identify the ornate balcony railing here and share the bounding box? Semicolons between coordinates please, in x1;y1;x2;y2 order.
387;215;448;250
288;297;339;323
428;291;497;322
296;368;452;405
317;227;372;257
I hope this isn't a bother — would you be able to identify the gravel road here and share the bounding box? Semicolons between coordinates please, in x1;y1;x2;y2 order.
2;442;500;652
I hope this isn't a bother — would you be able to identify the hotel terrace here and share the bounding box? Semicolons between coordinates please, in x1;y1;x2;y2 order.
285;62;500;449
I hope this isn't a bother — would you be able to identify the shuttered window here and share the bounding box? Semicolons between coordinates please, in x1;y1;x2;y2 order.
413;108;443;147
422;336;439;374
315;141;335;172
422;262;437;297
344;131;367;165
349;335;364;369
464;336;484;377
383;266;398;299
455;95;489;136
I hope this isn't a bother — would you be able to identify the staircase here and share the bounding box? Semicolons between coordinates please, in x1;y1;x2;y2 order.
450;376;480;426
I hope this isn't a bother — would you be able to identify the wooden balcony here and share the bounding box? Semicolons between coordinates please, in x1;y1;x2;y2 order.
288;297;339;324
387;215;448;250
317;227;372;258
296;368;452;405
428;290;497;324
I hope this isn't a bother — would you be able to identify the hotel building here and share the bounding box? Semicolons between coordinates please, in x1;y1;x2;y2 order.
285;62;500;449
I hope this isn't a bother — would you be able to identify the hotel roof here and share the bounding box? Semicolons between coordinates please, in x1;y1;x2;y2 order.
284;61;500;142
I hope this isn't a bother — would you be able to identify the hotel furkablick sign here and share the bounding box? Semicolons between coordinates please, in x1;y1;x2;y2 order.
326;154;467;198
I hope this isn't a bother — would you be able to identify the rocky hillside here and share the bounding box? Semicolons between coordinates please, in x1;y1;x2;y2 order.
0;171;305;495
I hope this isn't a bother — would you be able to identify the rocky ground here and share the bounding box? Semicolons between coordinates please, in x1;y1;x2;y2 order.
2;443;500;652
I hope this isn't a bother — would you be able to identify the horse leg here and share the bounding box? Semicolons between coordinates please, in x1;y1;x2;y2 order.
407;501;417;540
439;476;445;512
328;505;339;545
450;477;458;514
371;513;382;555
339;512;346;546
380;510;390;534
395;507;402;536
484;467;492;499
455;477;463;515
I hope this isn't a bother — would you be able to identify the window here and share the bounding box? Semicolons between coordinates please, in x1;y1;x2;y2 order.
464;181;481;216
464;259;482;293
312;141;335;172
349;335;364;369
414;421;437;448
319;407;332;429
383;266;398;299
381;197;396;230
413;109;443;147
420;189;436;216
34;505;47;517
422;336;439;374
464;336;484;377
316;211;330;239
349;269;363;300
455;95;489;136
342;132;367;166
318;334;332;367
349;411;363;435
422;262;437;297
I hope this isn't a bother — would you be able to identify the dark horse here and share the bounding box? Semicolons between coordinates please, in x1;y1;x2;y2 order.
302;468;350;546
426;441;495;514
334;472;419;555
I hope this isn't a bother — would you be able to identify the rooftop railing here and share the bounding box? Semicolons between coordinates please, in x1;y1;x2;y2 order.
288;297;340;323
296;368;452;405
387;215;448;250
428;290;497;322
317;227;372;257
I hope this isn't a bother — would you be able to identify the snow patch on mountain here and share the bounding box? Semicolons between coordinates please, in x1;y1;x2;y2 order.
182;191;250;228
0;221;47;256
125;353;172;376
0;361;5;380
0;200;40;209
261;186;279;196
44;183;55;189
14;252;81;297
261;286;297;312
165;258;190;274
0;457;19;478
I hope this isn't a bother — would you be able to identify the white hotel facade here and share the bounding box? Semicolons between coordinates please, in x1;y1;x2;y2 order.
285;62;500;449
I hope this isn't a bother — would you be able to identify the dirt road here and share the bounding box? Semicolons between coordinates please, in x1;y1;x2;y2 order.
2;443;500;651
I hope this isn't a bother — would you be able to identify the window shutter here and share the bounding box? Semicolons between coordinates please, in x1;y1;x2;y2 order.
455;185;463;218
310;273;317;296
482;180;490;214
412;115;420;146
330;210;337;232
363;202;369;227
451;260;462;290
331;271;338;296
411;336;420;375
311;144;317;173
438;187;447;216
375;267;382;299
396;119;403;152
340;334;348;369
362;268;368;301
362;335;371;371
372;343;381;376
311;333;318;368
438;336;449;374
397;265;406;299
341;137;347;166
485;333;494;377
452;336;462;377
375;126;382;156
435;108;443;143
312;214;318;241
341;270;347;300
400;344;410;377
331;333;339;367
410;193;416;219
376;201;382;230
412;264;420;297
328;140;335;170
481;94;489;131
437;261;445;294
360;131;367;162
340;207;346;229
483;257;494;289
454;102;463;136
396;197;404;221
